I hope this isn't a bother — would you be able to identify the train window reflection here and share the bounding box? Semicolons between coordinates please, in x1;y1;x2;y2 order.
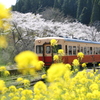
69;46;72;55
46;46;51;54
77;46;80;53
73;46;76;55
87;47;89;54
65;45;67;54
81;47;83;52
84;47;86;55
90;47;92;54
36;45;43;54
96;47;98;54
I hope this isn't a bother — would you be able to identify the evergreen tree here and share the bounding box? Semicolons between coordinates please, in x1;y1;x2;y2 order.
76;0;87;19
62;0;69;15
90;0;100;23
12;0;100;24
68;0;77;17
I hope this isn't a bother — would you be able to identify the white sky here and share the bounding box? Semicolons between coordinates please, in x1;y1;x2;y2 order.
0;0;16;8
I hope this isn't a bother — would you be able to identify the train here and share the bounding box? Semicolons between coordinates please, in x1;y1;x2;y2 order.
34;37;100;66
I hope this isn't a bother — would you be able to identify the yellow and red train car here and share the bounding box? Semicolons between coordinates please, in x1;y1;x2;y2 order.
34;37;100;66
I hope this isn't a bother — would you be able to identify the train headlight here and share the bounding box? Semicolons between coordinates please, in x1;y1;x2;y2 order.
38;40;41;43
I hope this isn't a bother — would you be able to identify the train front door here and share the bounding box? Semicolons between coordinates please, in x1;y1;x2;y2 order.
43;43;53;66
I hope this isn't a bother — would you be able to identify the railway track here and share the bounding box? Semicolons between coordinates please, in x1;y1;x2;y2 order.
6;77;45;88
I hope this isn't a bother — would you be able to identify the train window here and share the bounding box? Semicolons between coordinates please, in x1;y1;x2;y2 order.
46;46;51;54
69;46;72;55
65;45;67;54
77;46;80;53
96;47;98;54
53;45;62;53
87;47;89;54
36;45;43;54
84;47;86;55
73;46;76;55
93;47;96;54
81;47;83;53
90;47;92;54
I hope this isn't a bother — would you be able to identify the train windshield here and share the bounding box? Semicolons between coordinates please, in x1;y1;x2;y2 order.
46;46;51;54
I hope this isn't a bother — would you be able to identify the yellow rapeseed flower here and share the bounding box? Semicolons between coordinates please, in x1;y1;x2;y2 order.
58;49;64;56
21;89;33;96
20;96;26;100
0;3;11;30
72;59;80;67
1;96;6;100
89;83;99;91
0;80;6;93
98;63;100;66
3;70;10;76
0;66;6;72
53;55;59;61
0;3;11;19
50;39;57;46
29;68;35;75
14;51;39;74
16;77;23;83
2;87;8;94
34;81;47;94
77;52;84;60
22;79;30;87
41;74;47;79
65;64;71;70
47;63;66;82
8;93;14;97
9;85;17;92
82;63;87;68
35;61;44;70
11;96;19;100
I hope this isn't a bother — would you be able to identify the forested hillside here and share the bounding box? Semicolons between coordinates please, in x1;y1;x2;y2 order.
12;0;100;25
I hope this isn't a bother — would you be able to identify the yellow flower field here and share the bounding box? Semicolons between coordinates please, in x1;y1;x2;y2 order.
1;3;100;100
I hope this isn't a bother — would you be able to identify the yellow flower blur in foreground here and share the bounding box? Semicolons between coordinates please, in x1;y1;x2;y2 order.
53;55;59;61
16;77;23;83
50;39;57;46
3;70;10;76
15;51;44;74
41;74;47;79
65;64;71;70
82;63;87;68
9;85;17;92
0;66;6;71
35;61;44;70
72;59;80;67
0;3;11;30
33;81;47;94
0;36;8;48
47;63;67;82
0;80;6;93
1;63;100;100
22;79;30;88
77;52;84;60
58;49;64;56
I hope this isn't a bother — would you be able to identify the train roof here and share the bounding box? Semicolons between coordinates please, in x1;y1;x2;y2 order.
35;37;100;44
64;38;100;44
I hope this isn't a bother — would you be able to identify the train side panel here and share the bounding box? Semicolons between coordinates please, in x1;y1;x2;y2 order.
35;37;100;66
